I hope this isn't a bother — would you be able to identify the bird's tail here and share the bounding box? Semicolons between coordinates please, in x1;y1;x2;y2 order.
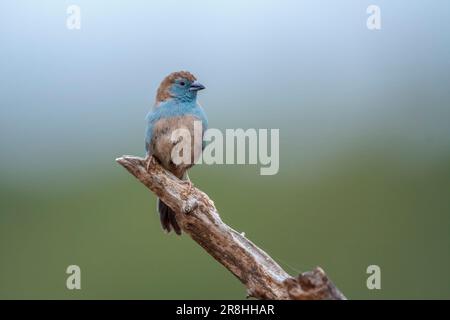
158;199;182;235
156;172;189;235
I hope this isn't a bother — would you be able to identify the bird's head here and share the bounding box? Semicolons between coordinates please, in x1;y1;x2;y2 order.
155;71;205;104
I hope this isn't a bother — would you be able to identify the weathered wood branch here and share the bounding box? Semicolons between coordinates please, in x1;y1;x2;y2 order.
116;155;346;300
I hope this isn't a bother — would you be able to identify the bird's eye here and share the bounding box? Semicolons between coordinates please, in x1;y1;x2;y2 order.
179;81;185;86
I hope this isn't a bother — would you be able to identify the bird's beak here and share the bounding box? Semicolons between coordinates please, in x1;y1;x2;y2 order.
189;81;205;92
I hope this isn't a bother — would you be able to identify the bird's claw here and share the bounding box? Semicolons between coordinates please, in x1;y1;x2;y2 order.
144;156;152;172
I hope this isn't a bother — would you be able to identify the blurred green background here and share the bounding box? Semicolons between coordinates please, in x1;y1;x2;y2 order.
1;0;450;299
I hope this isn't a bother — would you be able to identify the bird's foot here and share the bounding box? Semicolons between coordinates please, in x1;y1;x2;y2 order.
144;156;152;172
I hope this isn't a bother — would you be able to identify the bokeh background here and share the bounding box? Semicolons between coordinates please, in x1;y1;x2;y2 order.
1;0;450;299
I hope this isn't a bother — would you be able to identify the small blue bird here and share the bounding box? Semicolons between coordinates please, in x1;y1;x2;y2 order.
145;71;208;235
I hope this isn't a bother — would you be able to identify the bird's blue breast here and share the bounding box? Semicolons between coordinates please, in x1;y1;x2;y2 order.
145;100;208;154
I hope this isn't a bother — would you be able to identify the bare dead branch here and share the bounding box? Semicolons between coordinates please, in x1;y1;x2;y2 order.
116;155;346;300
